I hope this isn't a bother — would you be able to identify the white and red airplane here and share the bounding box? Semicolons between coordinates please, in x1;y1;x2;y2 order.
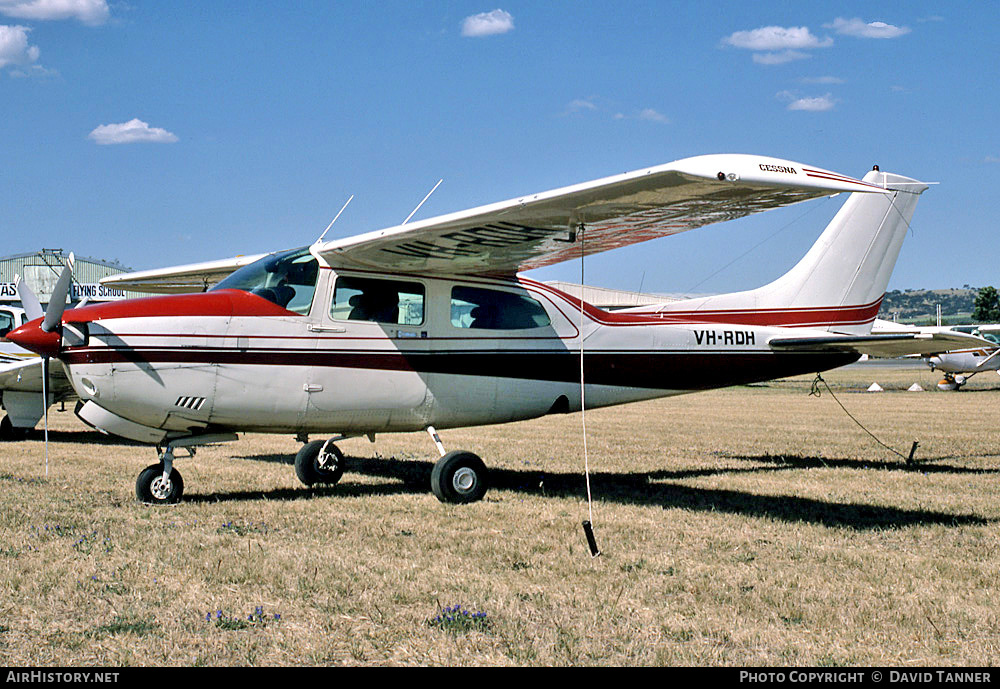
927;326;1000;390
1;287;74;440
8;154;989;504
871;320;1000;390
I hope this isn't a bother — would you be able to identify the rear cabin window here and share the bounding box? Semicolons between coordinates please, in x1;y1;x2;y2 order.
450;286;551;330
331;277;425;326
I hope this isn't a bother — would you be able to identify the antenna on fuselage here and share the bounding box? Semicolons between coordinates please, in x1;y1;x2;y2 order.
402;179;443;225
315;195;355;244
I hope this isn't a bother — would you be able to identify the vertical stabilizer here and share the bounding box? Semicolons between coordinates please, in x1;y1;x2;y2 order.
645;168;928;334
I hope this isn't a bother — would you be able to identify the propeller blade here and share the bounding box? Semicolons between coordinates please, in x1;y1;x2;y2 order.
41;253;74;333
14;274;43;322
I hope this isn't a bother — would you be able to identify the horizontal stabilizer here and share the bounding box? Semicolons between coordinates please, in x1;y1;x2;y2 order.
769;331;995;358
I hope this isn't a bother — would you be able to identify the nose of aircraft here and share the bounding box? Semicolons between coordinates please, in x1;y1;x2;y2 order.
6;318;61;357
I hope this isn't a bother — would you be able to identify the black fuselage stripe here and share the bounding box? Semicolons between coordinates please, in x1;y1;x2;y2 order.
61;348;858;390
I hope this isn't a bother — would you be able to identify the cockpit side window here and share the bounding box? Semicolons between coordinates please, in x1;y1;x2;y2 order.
212;247;319;315
331;276;425;325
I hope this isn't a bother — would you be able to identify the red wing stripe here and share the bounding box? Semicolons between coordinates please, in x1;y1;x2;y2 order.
801;168;883;190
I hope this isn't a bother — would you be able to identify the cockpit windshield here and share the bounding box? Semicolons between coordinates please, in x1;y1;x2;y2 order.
212;246;319;315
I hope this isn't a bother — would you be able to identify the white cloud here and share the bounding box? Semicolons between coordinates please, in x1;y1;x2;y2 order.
752;50;810;65
88;118;179;145
611;108;670;124
826;17;910;39
723;25;832;51
637;108;669;124
800;75;845;85
461;9;514;37
723;25;832;65
0;23;38;69
0;0;108;25
566;98;597;112
781;92;836;112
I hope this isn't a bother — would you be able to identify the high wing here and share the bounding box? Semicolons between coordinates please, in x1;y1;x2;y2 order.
314;154;888;277
99;253;268;294
769;331;996;358
0;356;73;395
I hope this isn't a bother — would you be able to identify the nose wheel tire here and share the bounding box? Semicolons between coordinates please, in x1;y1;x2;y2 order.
431;450;488;504
295;439;345;487
136;464;184;504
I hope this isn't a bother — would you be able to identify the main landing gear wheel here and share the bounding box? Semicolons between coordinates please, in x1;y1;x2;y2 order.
937;373;967;391
295;439;345;487
431;450;489;504
136;464;184;505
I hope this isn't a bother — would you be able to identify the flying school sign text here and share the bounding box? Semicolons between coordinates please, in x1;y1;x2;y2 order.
0;283;127;302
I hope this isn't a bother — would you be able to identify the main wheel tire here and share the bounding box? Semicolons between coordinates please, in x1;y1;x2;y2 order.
430;450;488;504
136;464;184;504
294;440;345;487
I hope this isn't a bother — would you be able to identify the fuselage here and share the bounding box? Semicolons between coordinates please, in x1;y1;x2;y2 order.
17;264;858;440
929;349;1000;374
0;305;29;359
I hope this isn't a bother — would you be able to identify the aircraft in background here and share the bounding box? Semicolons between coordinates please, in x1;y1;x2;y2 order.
9;154;990;504
0;292;74;439
872;319;1000;390
928;324;1000;390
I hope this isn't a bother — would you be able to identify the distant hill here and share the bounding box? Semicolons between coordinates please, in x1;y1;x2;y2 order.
878;287;981;324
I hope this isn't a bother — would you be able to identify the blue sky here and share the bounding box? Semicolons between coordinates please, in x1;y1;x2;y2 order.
2;1;998;295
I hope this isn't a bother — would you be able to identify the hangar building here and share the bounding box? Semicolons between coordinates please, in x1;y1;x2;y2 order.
0;249;143;307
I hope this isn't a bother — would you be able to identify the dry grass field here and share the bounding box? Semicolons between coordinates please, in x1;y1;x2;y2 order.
2;362;999;666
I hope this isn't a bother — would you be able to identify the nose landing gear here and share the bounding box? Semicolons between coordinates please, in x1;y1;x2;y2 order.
134;433;239;505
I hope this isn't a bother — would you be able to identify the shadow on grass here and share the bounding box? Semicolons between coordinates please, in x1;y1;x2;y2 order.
717;452;1000;475
11;429;146;447
212;452;992;530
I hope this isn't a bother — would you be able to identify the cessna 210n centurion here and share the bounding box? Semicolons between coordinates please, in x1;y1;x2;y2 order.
9;154;990;504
